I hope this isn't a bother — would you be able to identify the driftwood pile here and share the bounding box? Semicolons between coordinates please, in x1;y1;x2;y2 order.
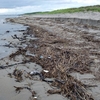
9;26;94;100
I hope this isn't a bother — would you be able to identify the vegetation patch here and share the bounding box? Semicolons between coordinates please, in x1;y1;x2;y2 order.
24;5;100;15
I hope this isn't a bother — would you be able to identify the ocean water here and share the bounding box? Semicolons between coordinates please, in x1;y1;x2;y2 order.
0;15;26;59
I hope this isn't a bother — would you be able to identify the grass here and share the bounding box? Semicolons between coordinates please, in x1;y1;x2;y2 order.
24;5;100;15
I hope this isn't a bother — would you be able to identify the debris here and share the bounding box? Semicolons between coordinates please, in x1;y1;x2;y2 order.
0;66;4;69
44;78;54;82
55;79;65;84
29;70;54;82
6;24;95;100
13;69;23;82
8;73;12;78
14;86;23;93
30;91;36;97
30;70;39;75
47;89;61;94
40;55;44;59
14;86;36;97
6;30;10;33
26;51;36;57
29;96;37;100
43;70;49;73
34;97;37;99
48;56;51;59
0;61;29;69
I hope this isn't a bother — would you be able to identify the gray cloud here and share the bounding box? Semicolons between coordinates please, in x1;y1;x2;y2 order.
0;0;100;15
0;0;100;8
0;0;40;8
0;0;77;8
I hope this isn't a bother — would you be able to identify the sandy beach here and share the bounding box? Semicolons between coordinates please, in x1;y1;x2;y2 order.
0;12;100;100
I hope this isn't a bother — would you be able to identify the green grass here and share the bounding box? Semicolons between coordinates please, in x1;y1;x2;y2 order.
24;5;100;15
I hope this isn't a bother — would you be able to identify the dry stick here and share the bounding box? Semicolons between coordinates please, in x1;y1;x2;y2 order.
0;60;30;69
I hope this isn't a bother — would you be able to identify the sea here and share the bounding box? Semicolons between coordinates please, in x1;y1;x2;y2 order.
0;15;26;59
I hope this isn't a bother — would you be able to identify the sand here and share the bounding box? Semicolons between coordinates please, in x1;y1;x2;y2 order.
0;27;67;100
0;12;100;100
0;43;67;100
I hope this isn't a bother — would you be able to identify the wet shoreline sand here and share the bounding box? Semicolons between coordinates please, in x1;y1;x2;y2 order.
0;12;100;100
0;16;26;59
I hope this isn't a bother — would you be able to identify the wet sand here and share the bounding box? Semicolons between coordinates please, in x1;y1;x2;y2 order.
0;32;67;100
0;12;100;100
0;16;26;59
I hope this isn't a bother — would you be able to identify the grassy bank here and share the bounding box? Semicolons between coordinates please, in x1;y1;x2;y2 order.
25;5;100;15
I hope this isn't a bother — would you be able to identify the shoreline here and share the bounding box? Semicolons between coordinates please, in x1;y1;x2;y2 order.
0;16;27;59
0;12;100;100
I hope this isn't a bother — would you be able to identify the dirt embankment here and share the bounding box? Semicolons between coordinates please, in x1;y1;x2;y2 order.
4;13;100;100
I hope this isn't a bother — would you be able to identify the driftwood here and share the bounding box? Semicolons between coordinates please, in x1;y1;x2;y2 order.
0;60;30;69
0;44;14;48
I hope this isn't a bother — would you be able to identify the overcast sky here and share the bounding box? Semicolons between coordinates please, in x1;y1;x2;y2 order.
0;0;100;15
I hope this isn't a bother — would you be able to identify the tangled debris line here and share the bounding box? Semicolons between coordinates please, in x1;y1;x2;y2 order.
14;86;36;97
47;72;94;100
27;26;93;74
8;26;95;100
10;67;95;100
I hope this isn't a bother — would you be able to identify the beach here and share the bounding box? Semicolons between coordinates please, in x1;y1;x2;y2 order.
0;12;100;100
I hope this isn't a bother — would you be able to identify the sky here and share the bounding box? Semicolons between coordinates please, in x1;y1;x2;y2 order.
0;0;100;15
